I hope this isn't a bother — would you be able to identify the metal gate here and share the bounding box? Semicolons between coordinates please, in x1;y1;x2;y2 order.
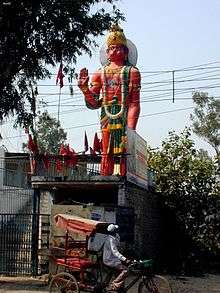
0;213;35;275
0;153;51;276
0;186;40;276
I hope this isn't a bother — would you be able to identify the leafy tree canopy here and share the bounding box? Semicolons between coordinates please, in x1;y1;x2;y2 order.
190;91;220;159
0;0;124;126
148;128;220;254
24;111;67;154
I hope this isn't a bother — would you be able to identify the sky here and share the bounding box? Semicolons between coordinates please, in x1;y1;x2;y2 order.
1;0;220;156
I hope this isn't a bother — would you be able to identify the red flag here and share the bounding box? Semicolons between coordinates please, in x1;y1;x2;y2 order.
90;147;96;156
27;134;38;153
56;159;63;172
42;154;50;170
27;134;34;151
33;135;39;153
66;144;78;167
84;131;88;153
59;144;68;156
66;144;73;154
56;63;64;88
30;157;36;174
93;132;101;153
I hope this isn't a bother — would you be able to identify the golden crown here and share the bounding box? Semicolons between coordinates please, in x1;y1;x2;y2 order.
106;24;127;47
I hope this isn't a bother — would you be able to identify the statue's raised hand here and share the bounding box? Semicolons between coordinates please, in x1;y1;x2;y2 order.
78;68;89;91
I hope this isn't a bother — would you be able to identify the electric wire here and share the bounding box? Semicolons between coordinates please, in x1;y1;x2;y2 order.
1;105;199;140
2;61;220;141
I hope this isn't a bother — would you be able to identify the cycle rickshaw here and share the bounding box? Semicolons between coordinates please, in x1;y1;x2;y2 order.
49;213;172;293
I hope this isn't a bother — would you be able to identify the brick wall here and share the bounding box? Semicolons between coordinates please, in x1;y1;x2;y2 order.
123;184;160;260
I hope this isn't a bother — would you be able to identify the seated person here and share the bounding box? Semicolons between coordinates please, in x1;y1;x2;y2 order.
103;224;131;291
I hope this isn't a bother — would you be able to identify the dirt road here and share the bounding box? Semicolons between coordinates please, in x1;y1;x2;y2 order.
0;274;220;292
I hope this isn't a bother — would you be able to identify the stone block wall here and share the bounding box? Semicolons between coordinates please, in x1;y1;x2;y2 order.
39;190;53;215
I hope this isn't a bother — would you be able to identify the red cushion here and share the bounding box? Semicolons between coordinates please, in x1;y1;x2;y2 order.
56;258;95;269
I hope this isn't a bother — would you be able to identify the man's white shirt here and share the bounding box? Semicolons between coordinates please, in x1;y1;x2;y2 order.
103;234;126;267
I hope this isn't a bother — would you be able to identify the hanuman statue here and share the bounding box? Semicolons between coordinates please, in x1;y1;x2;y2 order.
78;24;141;176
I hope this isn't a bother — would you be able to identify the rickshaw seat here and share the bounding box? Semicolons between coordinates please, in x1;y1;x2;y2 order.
56;257;96;269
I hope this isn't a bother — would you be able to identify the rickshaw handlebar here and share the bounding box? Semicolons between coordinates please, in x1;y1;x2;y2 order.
128;259;153;272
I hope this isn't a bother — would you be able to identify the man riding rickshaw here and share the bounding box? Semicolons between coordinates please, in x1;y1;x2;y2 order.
49;214;172;293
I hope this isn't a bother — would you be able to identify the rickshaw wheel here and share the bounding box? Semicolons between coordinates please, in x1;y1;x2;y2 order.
49;272;79;293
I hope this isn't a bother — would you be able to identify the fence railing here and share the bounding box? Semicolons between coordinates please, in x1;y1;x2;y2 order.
0;155;154;187
0;213;50;276
32;154;121;180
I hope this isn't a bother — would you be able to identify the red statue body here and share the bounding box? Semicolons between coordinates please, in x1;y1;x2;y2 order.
78;25;141;176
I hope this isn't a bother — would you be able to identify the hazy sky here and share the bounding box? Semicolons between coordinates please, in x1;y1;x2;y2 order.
1;0;220;155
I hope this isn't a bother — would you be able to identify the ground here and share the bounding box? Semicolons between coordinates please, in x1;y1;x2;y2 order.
167;274;220;292
0;274;220;292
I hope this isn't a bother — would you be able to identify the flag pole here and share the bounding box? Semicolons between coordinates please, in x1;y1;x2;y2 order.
56;60;63;123
57;86;61;123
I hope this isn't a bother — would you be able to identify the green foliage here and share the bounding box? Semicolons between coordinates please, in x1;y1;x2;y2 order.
0;0;124;126
24;111;67;154
190;91;220;160
148;128;220;254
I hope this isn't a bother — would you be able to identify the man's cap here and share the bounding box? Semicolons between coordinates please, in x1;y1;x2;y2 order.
107;224;119;232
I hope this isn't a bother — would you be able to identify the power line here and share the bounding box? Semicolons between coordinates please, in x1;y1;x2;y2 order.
47;63;220;76
35;82;220;99
32;66;220;108
2;61;220;127
140;106;194;118
35;68;220;88
1;106;196;140
25;61;220;88
36;74;220;94
1;92;219;125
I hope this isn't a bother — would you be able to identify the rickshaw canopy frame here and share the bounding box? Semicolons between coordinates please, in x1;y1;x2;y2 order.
54;213;109;236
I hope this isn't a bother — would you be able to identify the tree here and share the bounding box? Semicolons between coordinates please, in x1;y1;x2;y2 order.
0;0;124;127
148;128;220;256
190;92;220;160
24;111;67;154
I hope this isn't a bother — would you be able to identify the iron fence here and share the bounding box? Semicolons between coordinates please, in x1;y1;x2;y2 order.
33;154;121;179
0;213;34;276
0;213;50;276
0;155;31;188
0;154;122;180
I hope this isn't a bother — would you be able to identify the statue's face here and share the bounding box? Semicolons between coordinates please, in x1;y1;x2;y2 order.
107;45;128;62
